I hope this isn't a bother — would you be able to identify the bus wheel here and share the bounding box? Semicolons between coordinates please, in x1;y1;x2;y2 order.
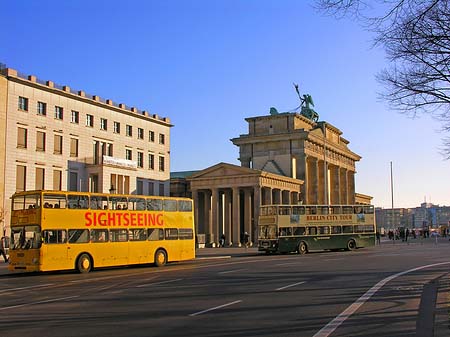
298;242;308;255
77;254;92;273
347;239;357;251
154;249;167;267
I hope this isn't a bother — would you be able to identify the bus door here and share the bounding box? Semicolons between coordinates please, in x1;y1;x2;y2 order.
42;229;69;269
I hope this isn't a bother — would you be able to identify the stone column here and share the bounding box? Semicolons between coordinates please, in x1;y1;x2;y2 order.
253;186;261;240
330;166;340;205
297;154;308;204
244;189;252;243
224;189;232;246
204;190;212;244
308;157;319;204
340;168;348;204
347;171;355;204
232;187;241;246
211;187;220;247
318;160;325;204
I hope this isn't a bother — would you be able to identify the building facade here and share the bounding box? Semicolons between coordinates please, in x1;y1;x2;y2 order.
0;66;172;234
231;112;361;205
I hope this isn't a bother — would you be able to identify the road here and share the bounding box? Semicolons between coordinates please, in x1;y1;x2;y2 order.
0;237;449;337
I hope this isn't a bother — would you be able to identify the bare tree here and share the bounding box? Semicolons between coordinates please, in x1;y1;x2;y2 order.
316;0;450;156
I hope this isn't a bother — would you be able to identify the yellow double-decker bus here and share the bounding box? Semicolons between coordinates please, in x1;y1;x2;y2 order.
8;190;195;273
258;204;375;254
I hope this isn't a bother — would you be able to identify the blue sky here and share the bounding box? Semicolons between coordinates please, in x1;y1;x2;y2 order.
2;0;448;208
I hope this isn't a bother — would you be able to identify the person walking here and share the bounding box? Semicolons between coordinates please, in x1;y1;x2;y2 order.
0;236;8;263
243;232;250;248
376;231;381;245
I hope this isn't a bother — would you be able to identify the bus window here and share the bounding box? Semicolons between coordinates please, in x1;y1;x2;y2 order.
317;206;329;215
342;206;353;214
90;196;108;210
354;225;365;233
163;199;177;212
342;225;353;234
318;226;330;235
354;206;363;214
331;206;341;214
43;230;67;244
68;229;89;243
293;226;306;236
11;225;41;249
260;207;268;216
129;229;147;241
68;195;89;209
148;228;164;241
292;206;305;215
43;194;66;209
128;197;146;211
279;207;291;215
147;198;163;211
110;229;128;242
267;206;277;215
307;227;317;235
178;200;193;212
364;206;374;214
13;194;40;210
109;197;128;210
179;228;194;240
165;228;178;240
90;229;109;242
331;226;342;234
306;206;317;215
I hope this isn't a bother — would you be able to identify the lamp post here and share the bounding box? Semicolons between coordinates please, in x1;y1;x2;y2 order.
390;161;395;244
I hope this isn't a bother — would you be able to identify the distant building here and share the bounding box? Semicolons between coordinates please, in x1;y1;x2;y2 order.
376;203;450;232
0;65;171;234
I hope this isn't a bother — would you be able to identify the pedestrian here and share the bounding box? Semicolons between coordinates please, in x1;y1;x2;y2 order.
376;231;381;245
243;232;250;248
405;228;409;242
219;234;226;247
0;236;8;263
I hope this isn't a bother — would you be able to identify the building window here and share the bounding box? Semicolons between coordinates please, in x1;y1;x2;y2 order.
16;165;27;192
137;179;144;195
159;156;165;172
113;121;120;134
17;127;27;148
70;138;78;157
159;183;165;196
126;125;132;137
54;134;63;155
54;106;63;120
35;168;45;190
53;170;62;191
137;151;144;168
148;153;154;170
86;114;94;127
159;134;165;145
18;96;28;111
36;131;46;152
148;182;154;196
71;110;79;124
125;149;132;160
149;130;155;142
37;101;47;116
138;128;144;140
100;118;108;131
69;171;78;191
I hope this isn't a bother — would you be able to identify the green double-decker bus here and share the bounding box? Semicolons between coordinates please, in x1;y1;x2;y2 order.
258;204;375;254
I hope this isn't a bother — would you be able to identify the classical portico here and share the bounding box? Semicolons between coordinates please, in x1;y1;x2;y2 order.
188;162;302;246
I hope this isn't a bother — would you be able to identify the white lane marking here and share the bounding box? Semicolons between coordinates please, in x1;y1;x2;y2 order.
0;295;79;311
276;262;302;266
0;283;55;294
189;300;242;317
218;269;246;275
136;278;183;288
276;281;306;291
313;261;450;337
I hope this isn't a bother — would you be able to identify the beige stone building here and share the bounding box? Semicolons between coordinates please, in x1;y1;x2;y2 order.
231;112;361;205
0;66;171;235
